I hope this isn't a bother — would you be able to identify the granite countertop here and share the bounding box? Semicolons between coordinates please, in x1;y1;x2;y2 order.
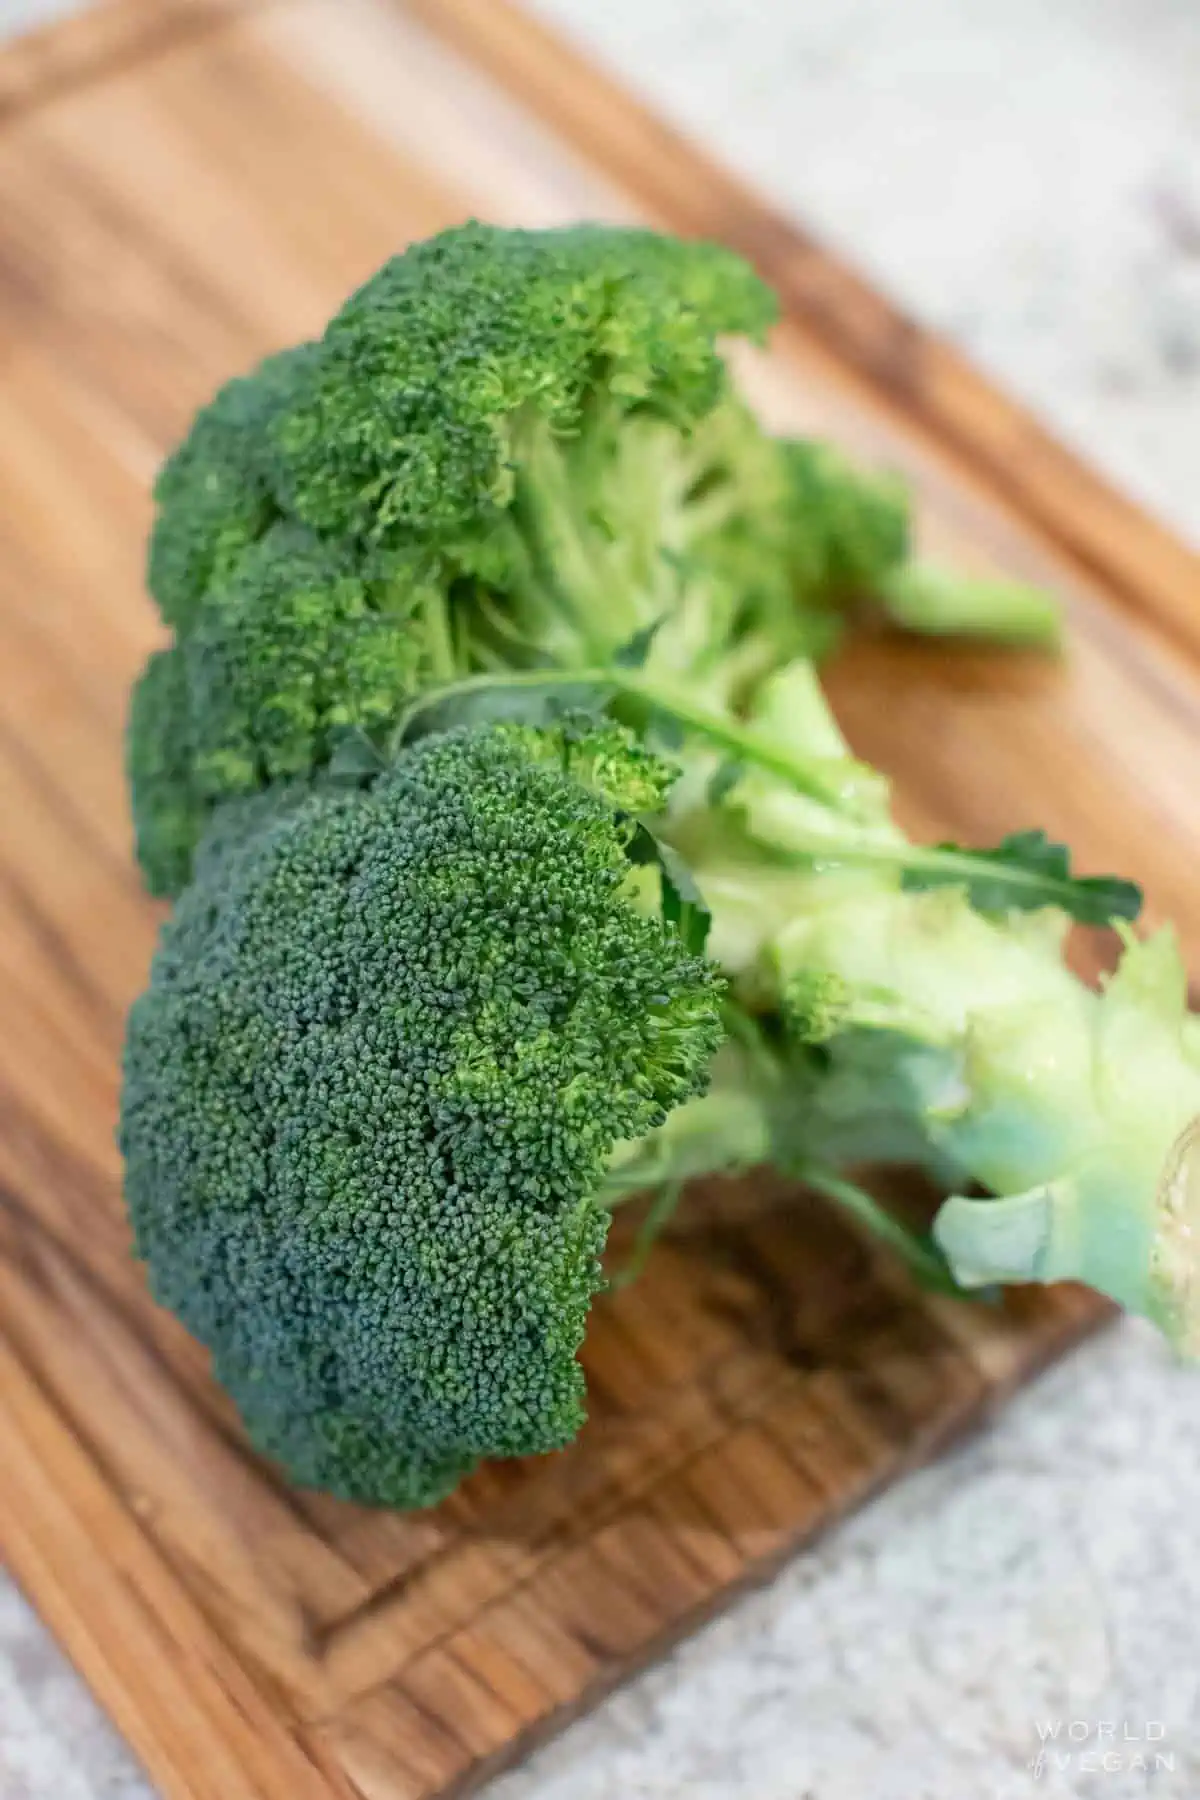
3;2;1199;1796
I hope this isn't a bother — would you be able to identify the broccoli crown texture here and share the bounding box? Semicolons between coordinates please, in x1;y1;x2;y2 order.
130;521;444;897
120;720;724;1506
131;221;1050;898
264;221;776;550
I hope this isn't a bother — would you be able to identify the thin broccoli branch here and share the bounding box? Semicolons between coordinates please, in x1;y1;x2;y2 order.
796;1166;961;1292
395;665;1135;921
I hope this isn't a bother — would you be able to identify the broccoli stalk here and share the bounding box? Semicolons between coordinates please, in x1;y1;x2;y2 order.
776;902;1200;1350
875;563;1062;649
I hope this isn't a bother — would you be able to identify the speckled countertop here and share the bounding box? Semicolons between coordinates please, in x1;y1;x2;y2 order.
2;2;1199;1797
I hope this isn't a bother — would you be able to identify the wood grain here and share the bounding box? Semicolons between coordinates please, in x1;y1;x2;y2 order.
0;0;1191;1795
0;0;272;121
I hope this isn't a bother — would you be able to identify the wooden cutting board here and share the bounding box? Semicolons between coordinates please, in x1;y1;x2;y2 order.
2;2;1198;1796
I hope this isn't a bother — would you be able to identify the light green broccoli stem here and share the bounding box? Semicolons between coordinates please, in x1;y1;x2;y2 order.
734;645;1200;1346
490;406;1062;701
600;1031;958;1284
798;1167;959;1292
495;398;764;685
621;652;1199;1347
930;1019;1200;1353
397;662;1087;909
876;564;1062;651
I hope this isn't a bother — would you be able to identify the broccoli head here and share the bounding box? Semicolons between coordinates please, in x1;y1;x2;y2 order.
264;221;775;550
133;221;1057;896
131;223;790;890
120;719;726;1506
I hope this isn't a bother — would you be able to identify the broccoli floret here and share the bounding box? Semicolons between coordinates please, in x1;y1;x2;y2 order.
120;720;730;1506
519;713;680;817
126;648;207;900
133;525;439;882
183;523;433;793
780;440;1061;650
131;222;1062;895
148;347;313;632
266;221;775;549
783;439;909;597
130;225;790;890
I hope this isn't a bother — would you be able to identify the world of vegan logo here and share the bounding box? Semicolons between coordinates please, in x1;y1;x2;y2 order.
1028;1719;1174;1780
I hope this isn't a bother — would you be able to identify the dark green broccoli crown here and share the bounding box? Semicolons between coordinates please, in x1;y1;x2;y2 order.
146;225;774;629
120;720;724;1507
266;221;777;552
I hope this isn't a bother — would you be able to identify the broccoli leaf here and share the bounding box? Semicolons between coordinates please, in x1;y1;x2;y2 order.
394;673;614;746
327;726;389;785
613;616;668;669
707;759;746;805
627;822;713;955
902;829;1142;925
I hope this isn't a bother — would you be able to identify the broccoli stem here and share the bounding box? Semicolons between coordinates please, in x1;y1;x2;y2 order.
876;564;1062;651
420;584;458;683
753;832;1119;911
601;1015;959;1288
614;666;873;814
607;1155;957;1293
607;1179;686;1288
396;663;1099;912
932;1114;1200;1354
504;401;739;675
508;411;616;661
795;1166;960;1292
396;667;872;814
771;881;1200;1343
